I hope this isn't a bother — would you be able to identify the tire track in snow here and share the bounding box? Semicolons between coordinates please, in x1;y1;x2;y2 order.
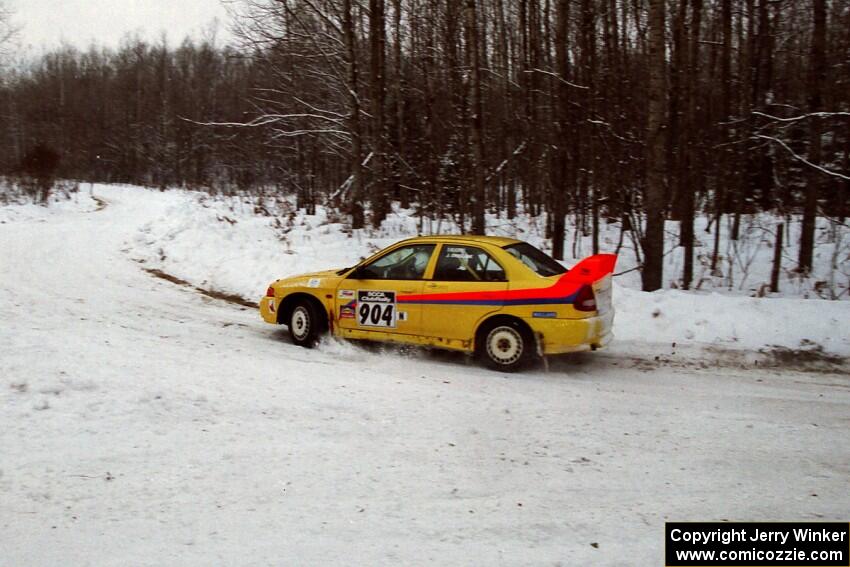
141;266;259;309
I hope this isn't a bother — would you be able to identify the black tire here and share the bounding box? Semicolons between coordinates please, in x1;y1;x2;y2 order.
476;319;535;372
288;299;323;348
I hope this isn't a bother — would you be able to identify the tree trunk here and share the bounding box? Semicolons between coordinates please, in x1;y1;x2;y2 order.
392;0;408;209
551;0;570;260
369;0;388;228
712;0;732;273
465;0;486;235
681;0;702;291
643;0;667;292
798;0;826;273
344;0;365;229
770;222;783;293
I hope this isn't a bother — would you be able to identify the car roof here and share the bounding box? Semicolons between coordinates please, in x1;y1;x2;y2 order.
399;234;522;247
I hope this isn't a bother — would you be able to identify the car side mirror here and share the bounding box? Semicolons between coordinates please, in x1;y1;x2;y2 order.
348;267;365;280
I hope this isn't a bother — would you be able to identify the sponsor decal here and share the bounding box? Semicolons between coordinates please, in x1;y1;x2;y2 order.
445;249;473;260
397;311;408;322
338;289;355;299
357;290;397;328
532;311;557;318
268;299;275;312
307;278;321;288
339;299;357;319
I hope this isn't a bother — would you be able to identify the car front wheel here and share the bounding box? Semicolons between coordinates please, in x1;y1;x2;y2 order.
289;300;323;348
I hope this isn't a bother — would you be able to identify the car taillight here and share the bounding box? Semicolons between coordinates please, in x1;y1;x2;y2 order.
574;285;597;312
266;286;275;298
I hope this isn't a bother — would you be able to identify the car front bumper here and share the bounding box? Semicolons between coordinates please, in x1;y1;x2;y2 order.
259;296;279;324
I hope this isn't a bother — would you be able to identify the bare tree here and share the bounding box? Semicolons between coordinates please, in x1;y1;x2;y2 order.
369;0;389;227
643;0;667;292
551;0;570;260
465;0;486;235
343;0;365;228
681;0;702;290
799;0;826;273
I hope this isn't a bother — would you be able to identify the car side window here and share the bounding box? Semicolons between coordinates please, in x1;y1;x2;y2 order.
354;244;435;280
433;245;507;282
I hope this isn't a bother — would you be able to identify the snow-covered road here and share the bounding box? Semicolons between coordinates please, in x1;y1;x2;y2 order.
2;187;848;566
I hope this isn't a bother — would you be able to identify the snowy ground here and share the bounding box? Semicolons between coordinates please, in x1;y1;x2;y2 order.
1;185;848;566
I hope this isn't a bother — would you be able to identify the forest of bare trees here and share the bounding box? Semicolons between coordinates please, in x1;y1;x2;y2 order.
1;0;848;291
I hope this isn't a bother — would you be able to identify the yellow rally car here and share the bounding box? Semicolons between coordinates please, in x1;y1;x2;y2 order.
260;236;616;371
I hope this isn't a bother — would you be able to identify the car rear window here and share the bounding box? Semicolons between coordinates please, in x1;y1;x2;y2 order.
503;243;568;277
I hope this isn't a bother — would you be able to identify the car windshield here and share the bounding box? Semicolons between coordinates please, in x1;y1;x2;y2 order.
503;242;568;277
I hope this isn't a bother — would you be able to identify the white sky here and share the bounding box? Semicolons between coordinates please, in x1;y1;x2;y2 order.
9;0;232;51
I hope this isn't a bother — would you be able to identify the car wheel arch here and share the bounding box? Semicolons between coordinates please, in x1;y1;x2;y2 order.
278;292;329;330
474;314;537;354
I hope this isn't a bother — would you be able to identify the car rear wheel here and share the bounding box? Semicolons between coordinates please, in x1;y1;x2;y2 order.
289;300;322;348
477;320;533;372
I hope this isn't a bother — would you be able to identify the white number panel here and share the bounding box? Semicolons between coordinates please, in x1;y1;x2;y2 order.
357;290;397;328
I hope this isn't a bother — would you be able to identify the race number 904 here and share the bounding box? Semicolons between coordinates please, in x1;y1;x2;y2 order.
356;290;397;328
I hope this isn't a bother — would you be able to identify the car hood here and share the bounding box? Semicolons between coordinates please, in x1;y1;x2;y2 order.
297;268;341;279
271;268;345;292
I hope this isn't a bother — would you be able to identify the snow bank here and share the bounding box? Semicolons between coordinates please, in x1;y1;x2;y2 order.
0;185;100;223
117;185;850;358
128;189;418;301
613;284;850;357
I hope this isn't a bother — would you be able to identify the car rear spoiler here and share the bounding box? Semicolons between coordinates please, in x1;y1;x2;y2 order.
563;253;617;285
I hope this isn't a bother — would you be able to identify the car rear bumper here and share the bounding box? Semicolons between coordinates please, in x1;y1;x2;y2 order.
526;310;614;355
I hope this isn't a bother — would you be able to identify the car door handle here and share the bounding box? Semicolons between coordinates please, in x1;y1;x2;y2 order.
425;283;447;289
400;289;416;293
